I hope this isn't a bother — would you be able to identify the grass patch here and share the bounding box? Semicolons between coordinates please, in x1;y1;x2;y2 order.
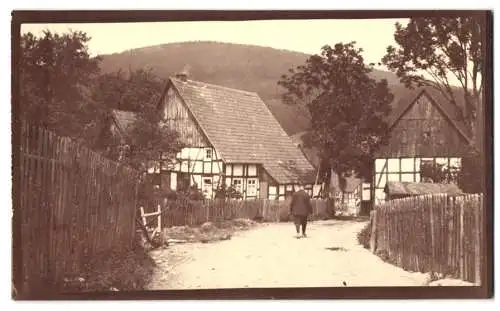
163;218;258;244
59;245;156;293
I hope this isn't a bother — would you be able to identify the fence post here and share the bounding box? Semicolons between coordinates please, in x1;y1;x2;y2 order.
370;209;377;253
474;194;482;285
447;196;454;270
459;196;465;280
222;200;225;220
430;195;436;272
140;207;146;227
157;204;162;233
276;201;280;222
263;200;267;221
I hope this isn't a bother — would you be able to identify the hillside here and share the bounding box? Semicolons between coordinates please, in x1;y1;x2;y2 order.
99;41;401;135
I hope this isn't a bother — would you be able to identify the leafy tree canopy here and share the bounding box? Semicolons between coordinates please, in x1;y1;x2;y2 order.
91;68;165;112
278;42;394;184
20;30;183;174
20;30;103;144
381;16;485;145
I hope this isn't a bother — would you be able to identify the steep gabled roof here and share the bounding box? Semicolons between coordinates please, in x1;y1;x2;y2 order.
167;77;316;184
387;87;472;146
111;109;137;136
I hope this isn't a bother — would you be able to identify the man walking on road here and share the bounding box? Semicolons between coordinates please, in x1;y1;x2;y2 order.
290;184;313;238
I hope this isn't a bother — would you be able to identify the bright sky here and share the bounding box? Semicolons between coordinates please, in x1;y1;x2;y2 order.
20;19;409;67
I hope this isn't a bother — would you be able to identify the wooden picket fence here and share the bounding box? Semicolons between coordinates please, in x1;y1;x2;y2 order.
146;198;333;228
370;193;483;284
17;122;140;295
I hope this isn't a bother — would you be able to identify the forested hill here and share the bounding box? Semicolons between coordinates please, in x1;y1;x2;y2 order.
99;41;401;135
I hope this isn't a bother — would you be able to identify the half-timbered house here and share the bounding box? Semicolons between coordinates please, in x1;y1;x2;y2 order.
157;72;317;200
372;88;472;206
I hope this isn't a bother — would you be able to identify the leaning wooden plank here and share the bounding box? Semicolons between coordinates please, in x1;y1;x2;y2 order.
143;211;162;217
135;218;154;245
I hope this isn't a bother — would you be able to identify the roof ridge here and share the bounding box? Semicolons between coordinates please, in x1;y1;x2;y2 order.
170;76;259;97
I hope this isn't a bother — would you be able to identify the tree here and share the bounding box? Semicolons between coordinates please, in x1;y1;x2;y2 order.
19;30;103;144
381;16;485;149
125;108;184;172
338;175;347;205
420;162;447;183
278;42;394;194
92;68;184;172
457;150;484;193
91;68;165;112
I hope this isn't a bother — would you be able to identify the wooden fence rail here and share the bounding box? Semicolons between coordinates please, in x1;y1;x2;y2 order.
370;193;483;284
143;197;333;228
17;122;140;295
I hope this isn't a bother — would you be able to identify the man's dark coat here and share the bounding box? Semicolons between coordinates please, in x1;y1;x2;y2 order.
290;189;313;216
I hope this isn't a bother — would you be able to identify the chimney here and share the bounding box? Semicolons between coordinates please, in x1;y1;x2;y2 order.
175;64;190;82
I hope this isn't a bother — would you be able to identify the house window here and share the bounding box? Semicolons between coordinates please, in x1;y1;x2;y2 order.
206;149;212;160
268;185;277;200
420;157;462;184
446;158;462;183
421;158;440;183
247;178;258;197
232;178;243;193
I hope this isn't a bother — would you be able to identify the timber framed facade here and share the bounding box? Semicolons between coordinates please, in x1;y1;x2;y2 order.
371;89;472;206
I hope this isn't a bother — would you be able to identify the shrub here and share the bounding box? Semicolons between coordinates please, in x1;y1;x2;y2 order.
357;221;372;249
457;150;484;194
214;184;243;199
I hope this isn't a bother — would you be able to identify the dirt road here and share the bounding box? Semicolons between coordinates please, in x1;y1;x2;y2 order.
146;220;430;289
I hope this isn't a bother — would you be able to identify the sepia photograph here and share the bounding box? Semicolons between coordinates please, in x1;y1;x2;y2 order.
11;10;493;300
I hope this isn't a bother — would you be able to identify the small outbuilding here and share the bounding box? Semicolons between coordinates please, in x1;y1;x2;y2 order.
383;181;463;201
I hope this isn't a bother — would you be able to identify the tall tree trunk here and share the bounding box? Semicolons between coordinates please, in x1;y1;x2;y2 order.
339;175;347;205
473;91;483;154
